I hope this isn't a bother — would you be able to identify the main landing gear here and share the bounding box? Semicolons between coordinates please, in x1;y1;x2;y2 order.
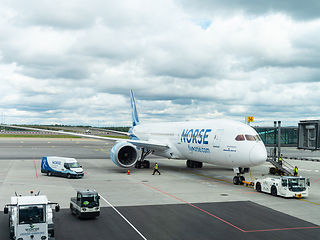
233;167;249;185
135;148;152;169
186;160;203;168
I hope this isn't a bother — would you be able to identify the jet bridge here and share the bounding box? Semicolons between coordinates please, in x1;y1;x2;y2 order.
297;120;320;150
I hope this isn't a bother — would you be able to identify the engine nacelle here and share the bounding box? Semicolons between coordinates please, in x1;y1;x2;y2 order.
110;141;139;168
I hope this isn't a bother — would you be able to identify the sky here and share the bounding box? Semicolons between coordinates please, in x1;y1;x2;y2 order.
1;0;320;127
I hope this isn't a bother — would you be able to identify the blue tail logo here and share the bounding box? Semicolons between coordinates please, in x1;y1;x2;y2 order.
130;90;140;126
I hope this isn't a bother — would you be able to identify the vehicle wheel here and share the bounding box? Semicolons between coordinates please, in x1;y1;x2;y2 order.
271;185;277;196
233;176;240;185
198;162;203;168
47;171;52;176
67;174;71;179
70;204;74;214
76;210;80;218
256;182;261;192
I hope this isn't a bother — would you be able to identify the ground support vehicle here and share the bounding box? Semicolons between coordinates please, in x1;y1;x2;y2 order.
255;176;310;198
4;192;60;240
41;156;84;178
70;190;100;219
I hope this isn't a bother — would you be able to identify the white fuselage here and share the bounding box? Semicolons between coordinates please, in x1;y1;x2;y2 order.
131;119;267;168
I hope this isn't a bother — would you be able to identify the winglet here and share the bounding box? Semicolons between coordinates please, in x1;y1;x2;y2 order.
130;90;140;126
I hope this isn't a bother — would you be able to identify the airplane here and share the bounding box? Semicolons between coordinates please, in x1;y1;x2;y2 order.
1;90;267;185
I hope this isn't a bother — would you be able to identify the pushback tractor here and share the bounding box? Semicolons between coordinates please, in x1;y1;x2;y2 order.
254;176;310;198
3;191;60;240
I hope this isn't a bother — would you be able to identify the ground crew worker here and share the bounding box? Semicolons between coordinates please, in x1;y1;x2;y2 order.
152;162;161;175
279;154;283;166
293;166;298;176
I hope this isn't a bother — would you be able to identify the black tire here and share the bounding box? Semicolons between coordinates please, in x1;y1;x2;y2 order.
271;185;277;196
256;182;261;192
47;171;52;176
67;174;71;179
190;161;195;168
240;176;245;185
198;162;203;168
233;176;240;185
145;161;150;169
76;210;80;218
136;161;141;169
186;160;191;167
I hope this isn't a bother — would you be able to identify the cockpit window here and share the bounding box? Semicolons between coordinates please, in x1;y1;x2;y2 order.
235;135;245;141
255;135;262;141
245;135;256;141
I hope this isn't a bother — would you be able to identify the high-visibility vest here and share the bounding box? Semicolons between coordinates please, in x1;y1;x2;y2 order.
294;168;298;173
279;157;282;162
155;164;158;170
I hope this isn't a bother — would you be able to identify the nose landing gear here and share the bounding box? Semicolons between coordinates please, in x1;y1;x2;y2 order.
233;167;249;185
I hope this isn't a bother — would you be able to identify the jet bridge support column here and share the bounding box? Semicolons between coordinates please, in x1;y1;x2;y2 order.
278;121;281;161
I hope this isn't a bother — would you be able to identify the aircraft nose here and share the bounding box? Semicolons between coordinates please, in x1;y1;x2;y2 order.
249;144;267;166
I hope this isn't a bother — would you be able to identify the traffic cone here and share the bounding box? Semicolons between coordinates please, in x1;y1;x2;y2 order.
127;169;130;175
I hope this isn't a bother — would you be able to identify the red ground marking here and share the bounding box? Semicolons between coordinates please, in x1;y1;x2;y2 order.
33;156;38;179
141;183;320;233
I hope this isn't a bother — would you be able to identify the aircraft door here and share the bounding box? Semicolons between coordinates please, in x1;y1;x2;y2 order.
213;129;224;147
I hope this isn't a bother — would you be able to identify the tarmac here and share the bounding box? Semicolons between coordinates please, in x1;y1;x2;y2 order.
1;138;320;240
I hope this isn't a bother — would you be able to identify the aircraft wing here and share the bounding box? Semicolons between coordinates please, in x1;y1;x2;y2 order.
127;139;169;151
0;124;123;142
0;124;169;151
89;127;130;136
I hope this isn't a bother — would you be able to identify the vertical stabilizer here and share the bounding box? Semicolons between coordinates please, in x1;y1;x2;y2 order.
130;90;140;126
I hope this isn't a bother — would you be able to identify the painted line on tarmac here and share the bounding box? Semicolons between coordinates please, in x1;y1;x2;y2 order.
142;183;320;233
99;194;147;240
33;156;38;179
141;182;246;232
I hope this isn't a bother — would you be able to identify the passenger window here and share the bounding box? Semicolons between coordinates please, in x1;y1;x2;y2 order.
235;135;245;141
245;135;256;141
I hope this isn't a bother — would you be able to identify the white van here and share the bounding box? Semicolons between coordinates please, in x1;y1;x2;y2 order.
41;156;84;178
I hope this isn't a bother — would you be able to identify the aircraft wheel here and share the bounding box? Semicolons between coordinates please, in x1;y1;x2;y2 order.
186;160;191;167
233;176;240;185
256;182;261;192
271;185;277;196
239;176;245;185
135;161;141;168
145;161;150;169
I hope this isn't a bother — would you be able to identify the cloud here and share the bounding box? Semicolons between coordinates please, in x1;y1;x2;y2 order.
0;0;320;127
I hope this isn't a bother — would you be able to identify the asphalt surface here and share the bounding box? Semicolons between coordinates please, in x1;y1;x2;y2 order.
1;138;320;240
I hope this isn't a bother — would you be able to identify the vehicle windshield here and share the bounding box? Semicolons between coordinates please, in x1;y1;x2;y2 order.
19;205;45;224
67;162;80;168
81;194;99;207
288;178;306;192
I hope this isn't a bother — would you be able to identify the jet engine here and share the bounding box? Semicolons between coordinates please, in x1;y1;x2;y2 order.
110;142;139;168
